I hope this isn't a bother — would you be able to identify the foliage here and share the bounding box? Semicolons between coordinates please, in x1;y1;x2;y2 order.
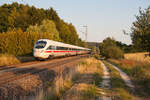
27;19;60;41
131;6;150;52
0;28;52;56
91;46;100;59
105;46;124;59
99;37;124;59
0;3;87;56
0;2;87;48
116;41;136;53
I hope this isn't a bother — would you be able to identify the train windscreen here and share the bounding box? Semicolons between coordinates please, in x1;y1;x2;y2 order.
35;41;47;49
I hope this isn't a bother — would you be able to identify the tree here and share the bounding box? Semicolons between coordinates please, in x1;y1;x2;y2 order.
104;46;124;59
99;37;124;59
27;19;61;41
91;46;100;58
0;3;86;51
131;6;150;52
0;4;10;32
99;37;116;56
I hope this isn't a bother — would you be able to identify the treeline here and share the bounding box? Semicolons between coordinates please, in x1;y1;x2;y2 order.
99;37;147;59
0;2;87;56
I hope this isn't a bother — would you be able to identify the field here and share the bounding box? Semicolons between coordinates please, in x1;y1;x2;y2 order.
124;52;150;63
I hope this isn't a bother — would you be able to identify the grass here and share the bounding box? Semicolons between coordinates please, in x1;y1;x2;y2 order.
76;58;103;86
44;57;103;100
82;85;100;100
108;59;150;97
0;54;20;66
45;68;76;100
124;52;150;63
0;53;36;66
103;61;135;100
76;58;103;100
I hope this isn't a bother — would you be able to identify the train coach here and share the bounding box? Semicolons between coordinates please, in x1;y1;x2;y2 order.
33;39;91;59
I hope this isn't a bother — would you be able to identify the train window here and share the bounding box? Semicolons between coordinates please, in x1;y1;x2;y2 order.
68;48;71;50
56;46;69;50
47;46;55;50
56;46;63;50
64;47;67;50
56;46;60;50
63;47;67;50
35;41;47;49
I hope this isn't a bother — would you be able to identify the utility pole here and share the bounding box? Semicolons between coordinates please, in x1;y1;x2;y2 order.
82;25;88;42
79;25;88;42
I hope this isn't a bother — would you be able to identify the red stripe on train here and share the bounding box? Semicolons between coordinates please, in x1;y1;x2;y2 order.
45;51;80;53
45;51;52;53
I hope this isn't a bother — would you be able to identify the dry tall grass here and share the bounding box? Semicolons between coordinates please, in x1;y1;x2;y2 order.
44;57;103;100
61;58;103;100
77;58;103;75
0;54;20;66
108;59;150;96
103;61;135;100
124;52;150;63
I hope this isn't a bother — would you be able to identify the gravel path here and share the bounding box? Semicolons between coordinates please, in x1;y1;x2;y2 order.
107;62;134;89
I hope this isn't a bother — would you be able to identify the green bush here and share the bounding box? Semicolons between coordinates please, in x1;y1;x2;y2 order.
99;37;124;59
105;46;124;59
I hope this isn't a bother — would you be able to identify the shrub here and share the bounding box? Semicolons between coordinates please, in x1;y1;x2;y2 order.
105;46;124;59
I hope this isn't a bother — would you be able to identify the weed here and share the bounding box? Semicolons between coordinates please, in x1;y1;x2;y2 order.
0;54;20;66
82;85;99;100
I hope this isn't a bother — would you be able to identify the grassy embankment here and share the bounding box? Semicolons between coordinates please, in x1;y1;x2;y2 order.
103;61;134;100
108;58;150;97
0;54;36;66
0;54;20;66
43;58;103;100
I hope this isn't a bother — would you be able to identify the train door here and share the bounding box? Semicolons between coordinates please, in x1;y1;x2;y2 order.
46;45;55;57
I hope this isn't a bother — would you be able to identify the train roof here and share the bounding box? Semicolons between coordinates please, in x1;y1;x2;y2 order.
37;39;90;50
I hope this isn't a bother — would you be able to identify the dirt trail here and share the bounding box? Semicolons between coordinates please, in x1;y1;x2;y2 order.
107;62;134;89
99;61;111;100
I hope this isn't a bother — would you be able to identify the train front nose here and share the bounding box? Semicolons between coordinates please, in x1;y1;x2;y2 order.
33;49;45;58
34;49;50;59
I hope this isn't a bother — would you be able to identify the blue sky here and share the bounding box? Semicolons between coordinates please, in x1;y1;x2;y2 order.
0;0;150;44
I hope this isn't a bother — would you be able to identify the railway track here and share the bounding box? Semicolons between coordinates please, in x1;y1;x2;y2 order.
0;55;88;86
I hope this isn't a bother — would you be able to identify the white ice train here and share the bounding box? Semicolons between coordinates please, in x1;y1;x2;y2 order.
33;39;91;59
